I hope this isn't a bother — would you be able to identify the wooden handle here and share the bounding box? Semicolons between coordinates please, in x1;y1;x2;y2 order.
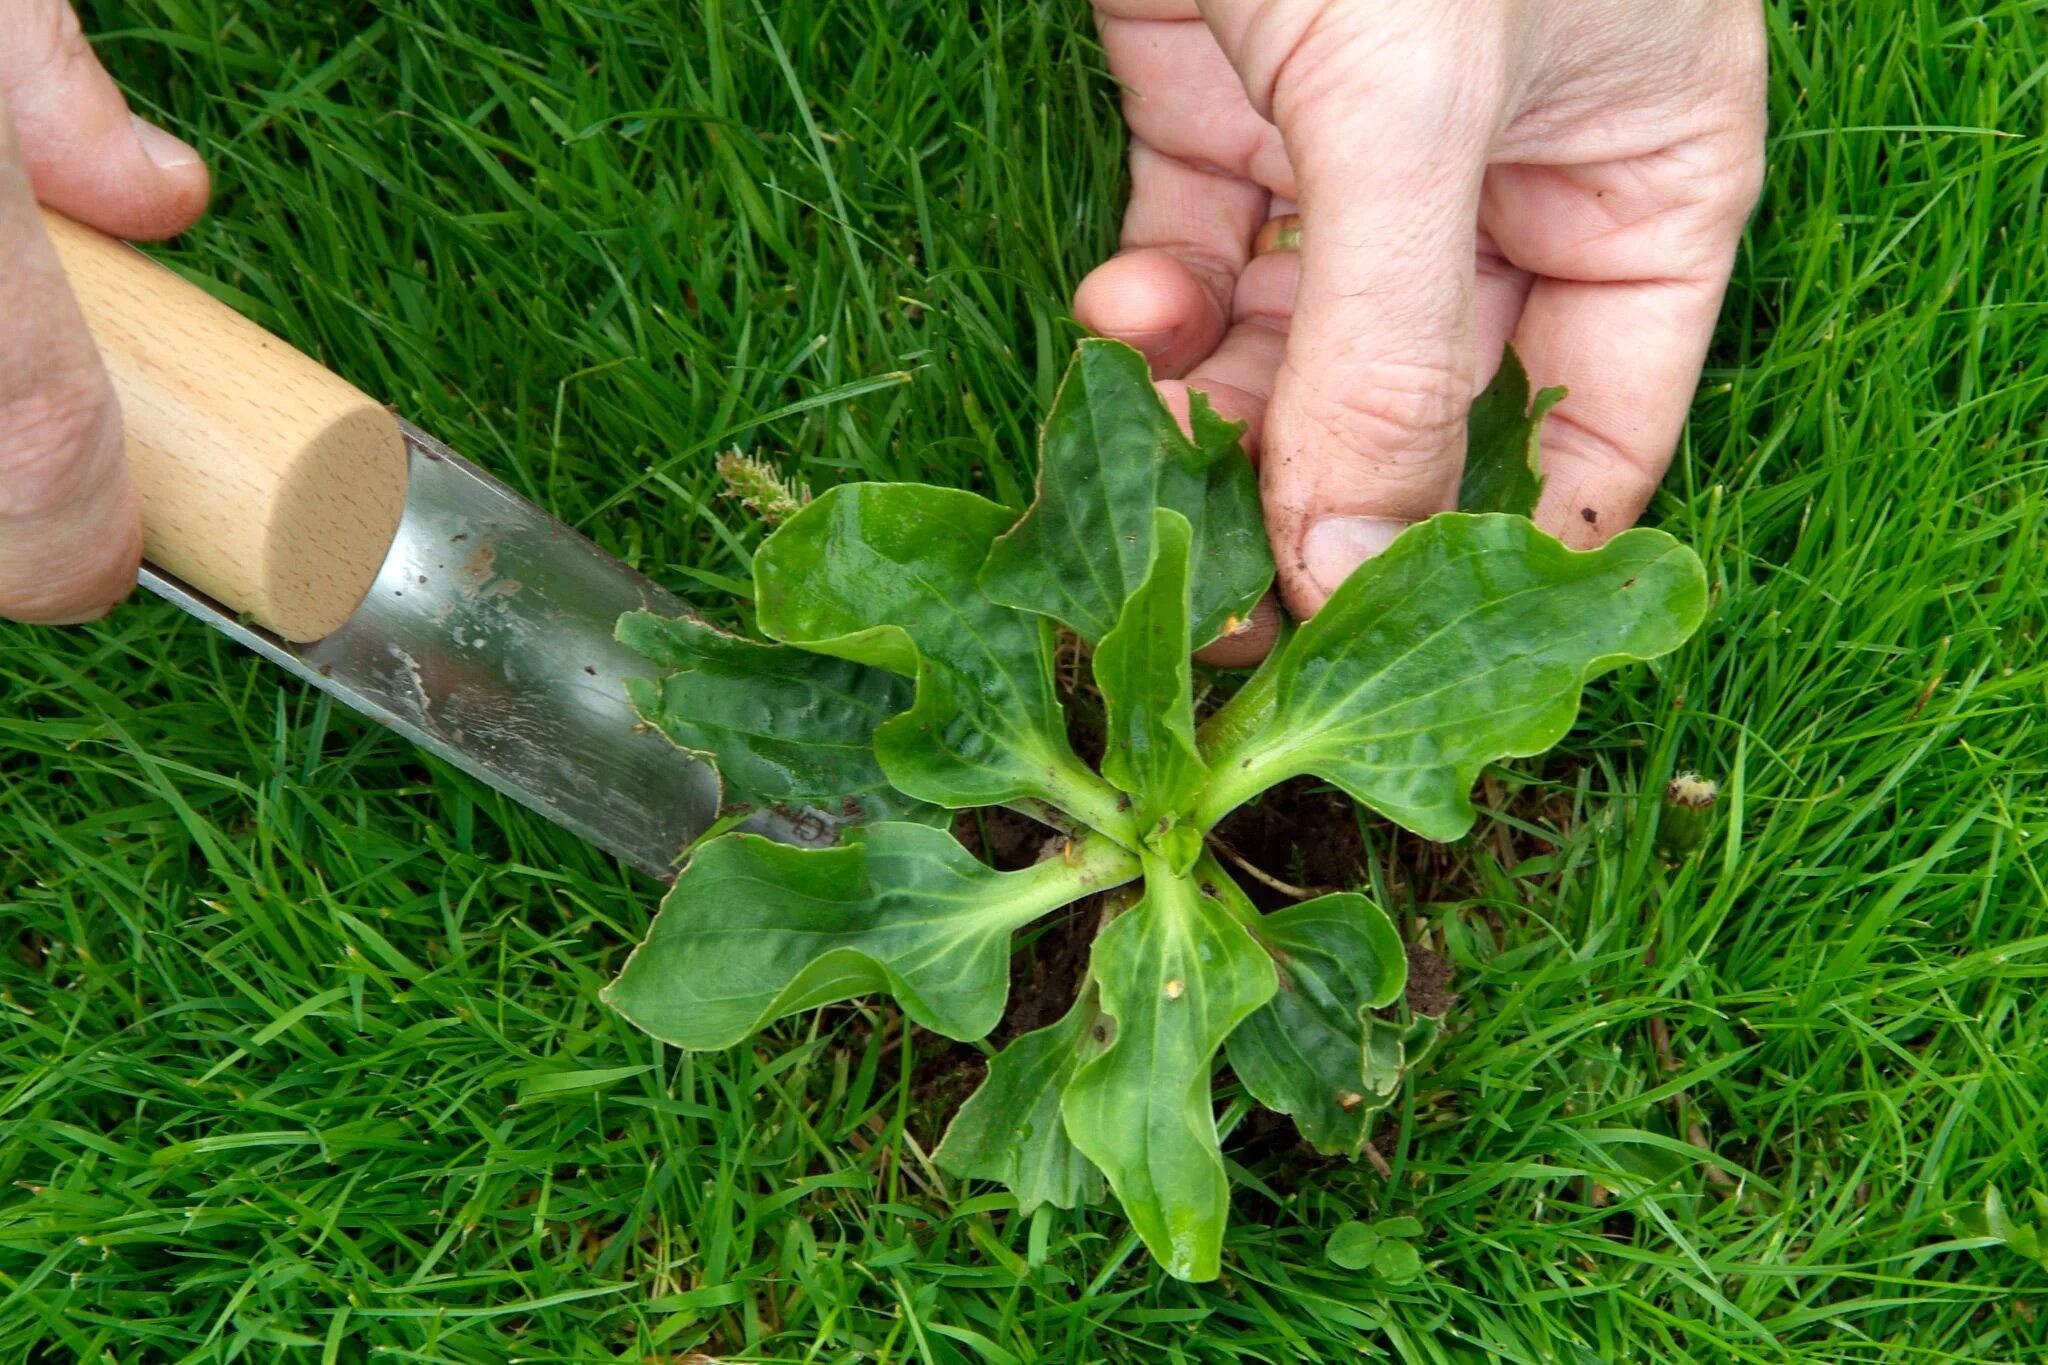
40;209;408;642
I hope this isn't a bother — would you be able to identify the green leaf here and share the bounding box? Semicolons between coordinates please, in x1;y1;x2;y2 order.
1094;508;1206;829
980;339;1271;648
1374;1215;1425;1240
1952;1188;2048;1270
1226;892;1410;1155
1372;1238;1423;1283
1459;346;1565;517
934;983;1108;1212
1153;823;1204;878
1326;1221;1381;1269
1060;858;1277;1281
1364;1014;1442;1125
603;822;1139;1049
753;482;1131;839
617;611;935;826
1197;515;1708;837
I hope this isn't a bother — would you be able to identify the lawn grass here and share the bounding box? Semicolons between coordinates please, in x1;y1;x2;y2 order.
2;0;2045;1359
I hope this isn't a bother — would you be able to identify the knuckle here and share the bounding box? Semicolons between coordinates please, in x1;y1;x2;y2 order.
21;0;98;88
1271;16;1503;143
1295;359;1466;464
0;373;120;521
1725;136;1768;216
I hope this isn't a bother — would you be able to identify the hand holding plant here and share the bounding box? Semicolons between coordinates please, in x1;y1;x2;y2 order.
1078;0;1766;618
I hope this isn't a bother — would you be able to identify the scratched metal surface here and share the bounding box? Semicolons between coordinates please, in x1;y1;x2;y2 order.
141;424;835;879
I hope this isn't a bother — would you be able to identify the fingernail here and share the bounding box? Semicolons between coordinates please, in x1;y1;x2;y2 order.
131;116;200;172
1302;516;1409;598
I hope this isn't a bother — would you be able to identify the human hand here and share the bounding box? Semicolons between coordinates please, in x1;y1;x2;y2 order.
1077;0;1765;651
1;0;208;624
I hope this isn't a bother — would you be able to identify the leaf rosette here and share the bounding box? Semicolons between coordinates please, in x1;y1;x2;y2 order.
608;338;1708;1279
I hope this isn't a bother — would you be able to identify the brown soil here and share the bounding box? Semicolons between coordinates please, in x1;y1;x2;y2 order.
1400;942;1458;1021
905;808;1111;1128
1208;776;1368;910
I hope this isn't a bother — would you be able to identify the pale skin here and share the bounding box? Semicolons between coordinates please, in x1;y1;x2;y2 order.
1;1;1765;645
0;0;209;623
1086;0;1766;662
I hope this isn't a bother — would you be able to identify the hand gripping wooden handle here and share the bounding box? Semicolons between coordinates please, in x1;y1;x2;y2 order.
40;209;408;642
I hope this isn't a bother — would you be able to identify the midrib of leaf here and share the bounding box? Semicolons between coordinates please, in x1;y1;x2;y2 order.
1197;535;1691;824
1014;349;1179;642
847;536;1124;828
1058;380;1140;637
627;835;1140;1020
675;725;874;756
889;552;1056;733
1285;539;1695;731
1061;853;1277;1280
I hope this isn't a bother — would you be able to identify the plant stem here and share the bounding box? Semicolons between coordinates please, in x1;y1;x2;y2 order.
1046;761;1142;851
1192;851;1262;931
1195;620;1290;762
1190;752;1286;833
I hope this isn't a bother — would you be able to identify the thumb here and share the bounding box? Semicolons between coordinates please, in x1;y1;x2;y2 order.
0;0;209;241
1254;31;1498;618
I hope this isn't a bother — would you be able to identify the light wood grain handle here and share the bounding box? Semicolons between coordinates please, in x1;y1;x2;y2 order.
40;209;408;642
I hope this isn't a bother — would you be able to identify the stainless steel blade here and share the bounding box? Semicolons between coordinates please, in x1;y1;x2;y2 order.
141;422;825;879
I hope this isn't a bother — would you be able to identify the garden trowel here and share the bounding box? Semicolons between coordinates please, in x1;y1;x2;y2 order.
38;210;802;880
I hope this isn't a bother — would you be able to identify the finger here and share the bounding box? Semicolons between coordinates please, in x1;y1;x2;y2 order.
1174;244;1295;669
1155;246;1294;453
1078;10;1273;377
1514;276;1727;549
1098;13;1293;196
1258;50;1505;618
1473;226;1533;389
1074;140;1267;379
1484;140;1761;546
0;0;209;240
0;107;140;624
1187;229;1528;667
1194;592;1280;668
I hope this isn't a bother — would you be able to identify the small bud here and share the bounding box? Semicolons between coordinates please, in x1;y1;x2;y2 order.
1657;771;1719;861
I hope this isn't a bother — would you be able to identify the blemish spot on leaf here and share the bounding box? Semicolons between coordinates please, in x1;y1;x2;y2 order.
1164;978;1185;1000
1337;1091;1364;1110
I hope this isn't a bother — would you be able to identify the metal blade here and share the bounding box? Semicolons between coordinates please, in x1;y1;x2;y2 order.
141;422;814;880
